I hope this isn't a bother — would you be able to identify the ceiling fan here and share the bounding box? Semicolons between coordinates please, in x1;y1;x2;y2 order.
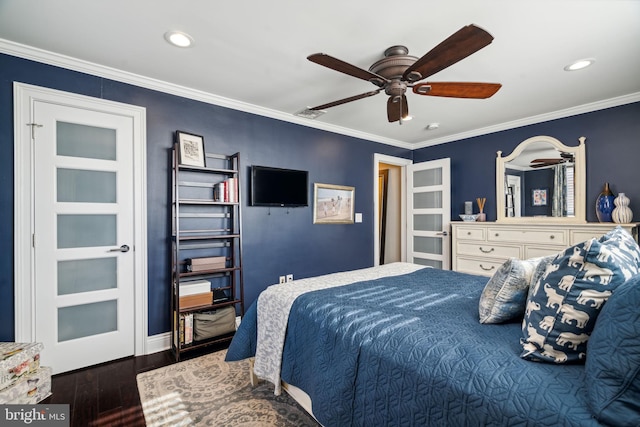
306;24;502;124
529;152;575;168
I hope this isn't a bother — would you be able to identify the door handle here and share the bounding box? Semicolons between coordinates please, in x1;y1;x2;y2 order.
436;231;449;236
109;244;130;253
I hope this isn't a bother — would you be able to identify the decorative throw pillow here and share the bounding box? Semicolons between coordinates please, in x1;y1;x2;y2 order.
479;256;554;324
586;274;640;426
520;227;640;363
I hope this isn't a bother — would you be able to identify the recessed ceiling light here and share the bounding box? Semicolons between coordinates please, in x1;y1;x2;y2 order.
164;31;194;48
426;123;440;130
564;58;594;71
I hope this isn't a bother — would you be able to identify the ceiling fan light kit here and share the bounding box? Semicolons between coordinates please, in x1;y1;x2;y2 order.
306;24;502;125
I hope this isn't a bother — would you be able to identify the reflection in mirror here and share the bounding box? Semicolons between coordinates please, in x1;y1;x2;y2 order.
496;136;586;223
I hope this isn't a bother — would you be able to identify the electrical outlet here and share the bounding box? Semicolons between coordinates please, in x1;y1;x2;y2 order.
286;274;294;282
279;275;286;284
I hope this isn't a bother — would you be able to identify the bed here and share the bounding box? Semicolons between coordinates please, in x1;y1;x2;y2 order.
226;228;640;427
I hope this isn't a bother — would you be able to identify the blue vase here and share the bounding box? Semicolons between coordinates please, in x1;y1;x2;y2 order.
595;182;615;222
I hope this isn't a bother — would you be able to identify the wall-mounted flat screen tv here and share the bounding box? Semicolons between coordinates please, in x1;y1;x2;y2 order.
250;165;309;207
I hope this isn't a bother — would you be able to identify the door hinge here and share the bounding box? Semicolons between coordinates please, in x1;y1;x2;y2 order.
26;123;43;140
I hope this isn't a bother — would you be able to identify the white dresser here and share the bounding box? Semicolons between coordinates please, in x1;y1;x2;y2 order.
451;222;639;277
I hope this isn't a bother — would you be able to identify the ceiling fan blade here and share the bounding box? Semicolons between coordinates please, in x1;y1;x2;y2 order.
387;95;409;123
308;53;388;86
413;82;501;98
309;89;381;111
403;24;494;82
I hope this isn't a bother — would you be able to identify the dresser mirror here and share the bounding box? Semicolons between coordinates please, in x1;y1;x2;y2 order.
496;135;586;223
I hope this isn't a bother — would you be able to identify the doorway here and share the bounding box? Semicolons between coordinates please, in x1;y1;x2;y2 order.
374;154;451;269
14;83;148;374
374;154;411;266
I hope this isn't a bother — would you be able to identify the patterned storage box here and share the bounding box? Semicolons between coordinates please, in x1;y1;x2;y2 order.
0;342;43;391
0;366;52;404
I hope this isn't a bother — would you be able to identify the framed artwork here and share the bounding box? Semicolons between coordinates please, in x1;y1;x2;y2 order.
176;131;205;167
532;188;548;206
313;183;355;224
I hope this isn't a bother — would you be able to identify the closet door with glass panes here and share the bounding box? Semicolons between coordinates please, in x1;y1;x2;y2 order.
407;158;451;269
33;101;135;374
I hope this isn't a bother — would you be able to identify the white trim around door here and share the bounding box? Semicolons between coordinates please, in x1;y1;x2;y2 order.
13;82;148;359
373;154;412;266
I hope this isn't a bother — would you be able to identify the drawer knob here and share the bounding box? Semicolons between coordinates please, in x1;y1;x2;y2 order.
479;247;494;253
480;264;495;271
495;233;499;237
467;232;472;235
550;235;555;239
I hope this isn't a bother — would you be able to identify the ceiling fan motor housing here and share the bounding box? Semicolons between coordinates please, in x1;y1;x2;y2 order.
368;45;418;80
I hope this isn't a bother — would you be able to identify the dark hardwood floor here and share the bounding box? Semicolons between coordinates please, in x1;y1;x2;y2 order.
42;343;228;427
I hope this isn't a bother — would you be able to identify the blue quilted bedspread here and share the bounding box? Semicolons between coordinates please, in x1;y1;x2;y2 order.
226;268;600;426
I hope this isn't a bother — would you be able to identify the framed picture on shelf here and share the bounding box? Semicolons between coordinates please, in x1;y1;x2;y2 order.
313;183;355;224
532;188;548;206
176;131;206;167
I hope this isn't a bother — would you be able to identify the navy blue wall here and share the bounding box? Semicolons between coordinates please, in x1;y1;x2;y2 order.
414;102;640;222
2;52;638;341
0;53;411;340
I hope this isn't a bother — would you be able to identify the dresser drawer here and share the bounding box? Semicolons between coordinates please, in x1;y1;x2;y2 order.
455;257;504;277
454;226;486;241
488;227;567;246
456;242;521;259
524;245;565;259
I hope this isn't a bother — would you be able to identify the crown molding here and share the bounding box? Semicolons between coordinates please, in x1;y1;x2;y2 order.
2;38;637;152
412;92;640;149
0;38;413;149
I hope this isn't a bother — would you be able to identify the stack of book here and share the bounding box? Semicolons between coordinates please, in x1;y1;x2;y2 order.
213;177;238;203
179;279;212;309
0;342;51;404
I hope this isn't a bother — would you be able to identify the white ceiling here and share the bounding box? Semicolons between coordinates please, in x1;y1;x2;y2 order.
1;0;639;149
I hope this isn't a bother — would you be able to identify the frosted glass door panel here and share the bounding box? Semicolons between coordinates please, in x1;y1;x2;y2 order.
57;214;116;248
414;236;442;255
413;258;442;269
413;169;442;187
56;122;116;160
413;191;442;209
57;169;116;203
58;300;117;342
413;214;442;232
58;258;117;295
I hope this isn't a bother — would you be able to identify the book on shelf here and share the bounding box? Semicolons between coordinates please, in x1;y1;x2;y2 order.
174;312;194;346
213;178;238;203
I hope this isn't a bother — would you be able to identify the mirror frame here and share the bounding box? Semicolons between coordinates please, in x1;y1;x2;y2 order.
496;135;586;223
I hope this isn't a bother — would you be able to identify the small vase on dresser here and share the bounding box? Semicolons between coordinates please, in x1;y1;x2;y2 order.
595;182;615;222
612;193;633;224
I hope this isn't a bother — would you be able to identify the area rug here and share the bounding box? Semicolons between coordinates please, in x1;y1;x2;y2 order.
136;350;319;427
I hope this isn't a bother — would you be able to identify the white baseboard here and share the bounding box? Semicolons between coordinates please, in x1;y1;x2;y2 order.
145;332;171;355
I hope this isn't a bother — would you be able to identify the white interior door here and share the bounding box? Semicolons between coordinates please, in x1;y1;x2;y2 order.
33;101;135;374
407;158;451;269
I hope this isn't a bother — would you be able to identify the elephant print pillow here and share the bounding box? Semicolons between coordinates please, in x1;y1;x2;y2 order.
520;227;640;363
